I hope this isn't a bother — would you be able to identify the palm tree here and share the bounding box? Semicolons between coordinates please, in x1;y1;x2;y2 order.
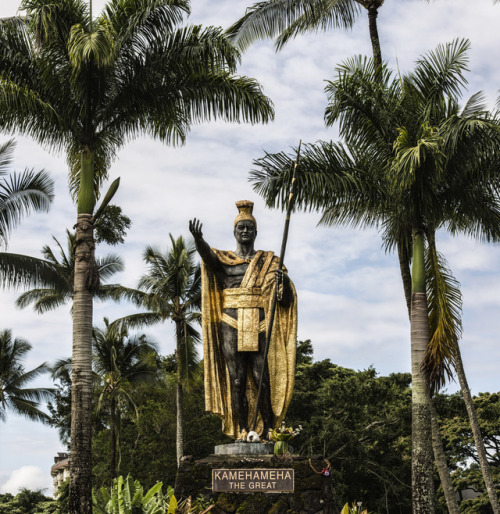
109;235;201;466
251;40;500;512
0;329;54;423
15;229;124;313
0;138;53;249
227;0;384;68
92;318;158;479
0;2;273;509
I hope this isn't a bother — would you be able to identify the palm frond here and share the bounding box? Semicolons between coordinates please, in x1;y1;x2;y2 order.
226;0;360;51
50;357;72;380
16;288;70;313
0;252;66;290
103;0;189;43
0;139;16;175
275;0;360;50
389;122;444;191
0;328;54;423
95;254;125;281
0;168;54;247
423;233;462;394
21;0;88;49
411;38;470;107
324;55;399;148
68;18;117;70
109;312;165;332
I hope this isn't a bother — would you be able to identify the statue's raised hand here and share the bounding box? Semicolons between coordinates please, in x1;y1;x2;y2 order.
189;218;203;243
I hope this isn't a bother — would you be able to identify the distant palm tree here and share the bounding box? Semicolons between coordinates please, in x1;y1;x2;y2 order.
0;329;54;423
93;318;159;479
0;139;53;249
0;2;272;507
15;229;124;313
109;235;201;466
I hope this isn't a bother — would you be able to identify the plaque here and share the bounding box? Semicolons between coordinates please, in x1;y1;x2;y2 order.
212;468;294;493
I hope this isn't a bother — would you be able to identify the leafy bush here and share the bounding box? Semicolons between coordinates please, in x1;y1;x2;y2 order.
92;475;173;514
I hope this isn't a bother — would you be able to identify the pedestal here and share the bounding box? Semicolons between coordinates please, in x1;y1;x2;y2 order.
214;442;273;456
175;454;339;514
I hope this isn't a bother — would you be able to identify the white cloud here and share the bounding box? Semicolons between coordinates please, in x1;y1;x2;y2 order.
0;466;53;495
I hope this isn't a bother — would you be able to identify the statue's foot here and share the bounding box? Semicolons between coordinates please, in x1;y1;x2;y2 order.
261;427;272;441
237;428;249;442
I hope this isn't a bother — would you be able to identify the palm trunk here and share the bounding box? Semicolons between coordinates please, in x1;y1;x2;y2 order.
175;320;184;466
454;344;500;513
110;396;117;479
430;400;459;514
69;212;95;514
367;2;382;71
400;237;456;512
397;240;412;319
410;230;435;514
69;149;97;514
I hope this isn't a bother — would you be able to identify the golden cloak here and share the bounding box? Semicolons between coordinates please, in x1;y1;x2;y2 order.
201;250;297;439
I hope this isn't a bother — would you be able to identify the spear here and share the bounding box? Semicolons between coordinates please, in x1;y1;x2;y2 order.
250;140;302;434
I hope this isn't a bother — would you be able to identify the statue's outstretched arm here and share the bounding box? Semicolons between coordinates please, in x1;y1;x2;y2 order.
189;218;221;271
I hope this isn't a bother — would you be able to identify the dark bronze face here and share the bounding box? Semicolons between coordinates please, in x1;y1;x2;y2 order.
234;220;257;245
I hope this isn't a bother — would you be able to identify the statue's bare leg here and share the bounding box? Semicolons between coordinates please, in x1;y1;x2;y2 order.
250;332;274;439
221;321;249;437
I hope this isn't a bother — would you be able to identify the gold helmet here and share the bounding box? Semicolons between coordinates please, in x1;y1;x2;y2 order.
234;200;257;229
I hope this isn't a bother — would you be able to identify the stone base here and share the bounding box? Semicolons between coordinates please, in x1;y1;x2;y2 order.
175;454;340;514
214;442;273;456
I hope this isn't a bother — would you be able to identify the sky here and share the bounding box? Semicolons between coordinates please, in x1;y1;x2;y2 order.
1;0;500;497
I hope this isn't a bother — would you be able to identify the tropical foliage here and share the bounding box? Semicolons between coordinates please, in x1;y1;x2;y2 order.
92;474;170;514
91;357;227;491
0;489;58;514
108;235;201;465
93;318;159;478
38;337;500;512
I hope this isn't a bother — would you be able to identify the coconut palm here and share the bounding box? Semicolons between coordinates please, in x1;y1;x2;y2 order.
251;40;500;512
0;138;54;249
15;229;124;313
0;329;54;423
109;235;201;466
93;318;158;479
227;0;384;68
0;1;273;509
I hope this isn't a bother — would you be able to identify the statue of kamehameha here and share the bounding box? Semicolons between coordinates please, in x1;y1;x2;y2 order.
189;201;297;440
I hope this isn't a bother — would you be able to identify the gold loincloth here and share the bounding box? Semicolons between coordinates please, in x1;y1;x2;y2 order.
221;287;266;351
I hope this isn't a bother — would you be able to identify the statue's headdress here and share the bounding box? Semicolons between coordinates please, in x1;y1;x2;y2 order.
234;200;257;229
